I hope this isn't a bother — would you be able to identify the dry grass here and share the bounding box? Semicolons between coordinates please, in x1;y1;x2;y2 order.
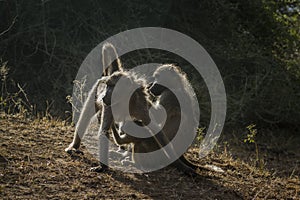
0;113;299;199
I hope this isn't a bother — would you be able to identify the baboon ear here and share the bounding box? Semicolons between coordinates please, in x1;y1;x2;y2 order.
102;43;122;76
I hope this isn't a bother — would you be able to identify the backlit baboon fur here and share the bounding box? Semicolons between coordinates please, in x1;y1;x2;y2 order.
65;43;153;171
65;43;123;152
102;43;122;76
111;64;199;175
66;43;199;175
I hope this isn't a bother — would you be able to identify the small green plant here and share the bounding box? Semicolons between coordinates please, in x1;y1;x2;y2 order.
196;127;205;141
193;127;206;148
244;124;257;144
243;124;265;171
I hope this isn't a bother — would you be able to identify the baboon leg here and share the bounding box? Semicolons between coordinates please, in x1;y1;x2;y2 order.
165;119;198;175
161;134;198;176
91;105;113;172
110;125;135;164
162;129;198;175
156;129;199;176
65;80;100;153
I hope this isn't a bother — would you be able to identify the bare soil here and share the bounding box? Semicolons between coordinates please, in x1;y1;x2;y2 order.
0;113;299;199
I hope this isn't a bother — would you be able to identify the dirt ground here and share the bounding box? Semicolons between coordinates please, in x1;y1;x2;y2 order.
0;113;299;199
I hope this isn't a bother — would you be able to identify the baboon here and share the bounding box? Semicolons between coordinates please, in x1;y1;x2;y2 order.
65;43;200;175
111;64;200;175
65;42;153;172
65;42;123;153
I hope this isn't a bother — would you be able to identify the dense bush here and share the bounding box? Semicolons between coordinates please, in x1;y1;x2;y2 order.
0;0;299;128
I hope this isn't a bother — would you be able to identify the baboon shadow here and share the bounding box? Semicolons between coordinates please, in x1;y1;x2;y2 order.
69;137;243;199
107;167;243;199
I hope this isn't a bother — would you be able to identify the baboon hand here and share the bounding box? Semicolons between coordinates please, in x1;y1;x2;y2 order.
121;157;134;166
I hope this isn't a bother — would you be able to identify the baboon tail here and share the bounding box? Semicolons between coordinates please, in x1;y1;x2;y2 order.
179;155;198;170
172;155;199;177
102;42;122;76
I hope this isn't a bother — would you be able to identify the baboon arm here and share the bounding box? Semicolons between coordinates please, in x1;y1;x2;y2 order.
111;124;134;145
66;80;101;151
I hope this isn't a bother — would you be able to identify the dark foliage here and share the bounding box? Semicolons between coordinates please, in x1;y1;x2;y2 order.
0;0;299;128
